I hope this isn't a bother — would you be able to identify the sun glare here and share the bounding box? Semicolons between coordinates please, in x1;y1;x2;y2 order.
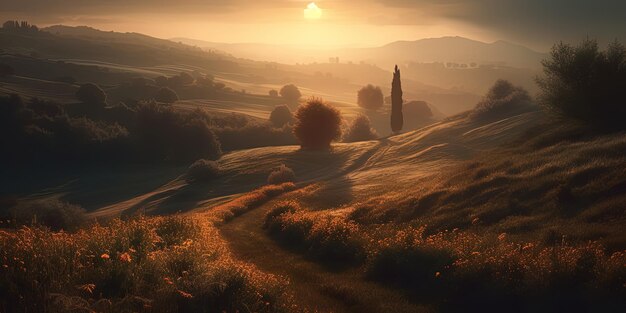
304;2;322;20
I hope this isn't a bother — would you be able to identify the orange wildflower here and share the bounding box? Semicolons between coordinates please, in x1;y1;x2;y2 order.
177;290;193;298
100;253;110;260
119;252;132;263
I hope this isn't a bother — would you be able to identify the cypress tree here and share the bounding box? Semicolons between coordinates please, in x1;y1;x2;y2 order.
391;65;403;133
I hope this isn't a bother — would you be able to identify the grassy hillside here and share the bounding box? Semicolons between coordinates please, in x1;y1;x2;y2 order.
3;94;625;312
46;105;619;312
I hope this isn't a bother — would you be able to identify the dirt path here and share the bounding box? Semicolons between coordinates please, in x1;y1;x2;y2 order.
219;197;428;313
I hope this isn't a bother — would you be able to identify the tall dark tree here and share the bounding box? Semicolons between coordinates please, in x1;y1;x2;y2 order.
391;65;403;133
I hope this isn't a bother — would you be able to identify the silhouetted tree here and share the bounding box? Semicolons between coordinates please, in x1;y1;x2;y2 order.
269;89;279;97
537;39;626;130
269;105;293;127
357;84;384;109
2;20;38;32
391;65;403;133
76;83;106;106
293;98;341;150
343;114;378;142
280;84;302;104
155;87;178;104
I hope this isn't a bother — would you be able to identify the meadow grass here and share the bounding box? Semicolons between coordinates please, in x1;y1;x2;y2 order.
0;184;300;313
262;127;626;311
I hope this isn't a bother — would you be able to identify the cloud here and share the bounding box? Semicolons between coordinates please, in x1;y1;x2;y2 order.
1;0;624;48
373;0;626;46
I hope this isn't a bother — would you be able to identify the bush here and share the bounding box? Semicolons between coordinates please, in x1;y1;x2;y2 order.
357;84;384;109
268;89;278;97
186;159;220;183
293;98;342;150
279;84;301;103
267;164;295;184
537;39;626;130
264;201;300;231
269;105;293;127
0;215;287;312
155;87;179;104
76;83;107;105
343;114;378;142
473;79;532;119
403;101;433;121
213;123;296;151
133;101;222;162
2;200;87;231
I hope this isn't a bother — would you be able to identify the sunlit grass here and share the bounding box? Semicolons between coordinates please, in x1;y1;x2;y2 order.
0;214;287;312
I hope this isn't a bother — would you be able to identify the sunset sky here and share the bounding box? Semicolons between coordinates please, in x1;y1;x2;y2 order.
2;0;625;50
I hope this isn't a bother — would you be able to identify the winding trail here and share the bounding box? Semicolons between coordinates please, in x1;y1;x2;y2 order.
219;196;428;313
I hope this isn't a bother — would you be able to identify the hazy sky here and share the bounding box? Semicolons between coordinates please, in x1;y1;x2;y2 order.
2;0;625;50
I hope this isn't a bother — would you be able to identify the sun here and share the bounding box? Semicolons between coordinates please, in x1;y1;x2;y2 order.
304;2;322;20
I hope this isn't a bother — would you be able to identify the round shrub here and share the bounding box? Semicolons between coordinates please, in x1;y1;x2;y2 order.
357;84;384;109
269;105;293;127
76;83;106;105
279;84;302;103
473;79;532;119
293;98;342;150
264;201;299;231
403;101;433;120
155;87;179;104
186;159;220;183
4;200;87;231
267;164;295;184
268;89;278;97
343;114;378;142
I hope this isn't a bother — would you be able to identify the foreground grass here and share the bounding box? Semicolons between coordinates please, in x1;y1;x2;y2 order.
265;201;626;312
0;183;296;313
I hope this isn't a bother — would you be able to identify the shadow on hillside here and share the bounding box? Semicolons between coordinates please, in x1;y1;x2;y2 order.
4;165;187;212
138;147;358;215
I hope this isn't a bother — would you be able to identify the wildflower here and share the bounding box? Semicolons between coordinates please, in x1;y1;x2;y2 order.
77;284;96;294
119;252;132;263
435;272;441;277
498;233;507;241
177;290;193;298
164;277;174;285
100;253;110;260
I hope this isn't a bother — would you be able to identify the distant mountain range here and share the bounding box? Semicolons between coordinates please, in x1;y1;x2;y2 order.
172;36;546;69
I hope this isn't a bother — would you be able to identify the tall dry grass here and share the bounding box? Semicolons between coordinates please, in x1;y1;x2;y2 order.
0;214;287;312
